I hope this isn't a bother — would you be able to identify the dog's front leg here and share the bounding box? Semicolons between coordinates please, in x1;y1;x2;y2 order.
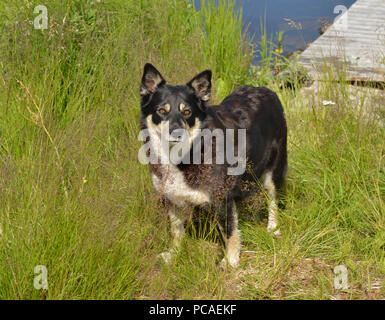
169;207;187;248
159;206;187;264
218;199;241;268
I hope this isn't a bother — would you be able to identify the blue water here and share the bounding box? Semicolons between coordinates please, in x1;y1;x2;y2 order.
195;0;356;56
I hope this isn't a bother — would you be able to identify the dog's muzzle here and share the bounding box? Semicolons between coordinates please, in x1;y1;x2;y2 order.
168;128;188;145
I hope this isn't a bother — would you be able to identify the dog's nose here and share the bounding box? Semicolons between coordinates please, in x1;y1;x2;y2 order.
169;128;182;141
169;122;179;134
169;125;186;142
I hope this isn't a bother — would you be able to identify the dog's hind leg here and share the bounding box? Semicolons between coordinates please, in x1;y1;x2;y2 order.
159;207;187;264
218;200;241;268
262;171;281;236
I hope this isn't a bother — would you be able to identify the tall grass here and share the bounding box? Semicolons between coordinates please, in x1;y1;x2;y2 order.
0;0;252;299
193;0;252;98
0;0;384;300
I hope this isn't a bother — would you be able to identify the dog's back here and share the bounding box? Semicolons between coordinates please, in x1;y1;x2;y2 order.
207;85;287;191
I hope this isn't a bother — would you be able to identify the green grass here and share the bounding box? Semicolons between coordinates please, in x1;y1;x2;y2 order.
0;0;384;300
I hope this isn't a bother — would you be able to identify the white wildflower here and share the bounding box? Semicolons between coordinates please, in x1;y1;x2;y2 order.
322;100;336;106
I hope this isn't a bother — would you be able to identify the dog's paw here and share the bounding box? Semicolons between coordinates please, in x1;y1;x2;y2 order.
219;257;227;270
267;224;281;237
219;256;239;269
228;255;240;268
158;251;173;264
157;248;176;265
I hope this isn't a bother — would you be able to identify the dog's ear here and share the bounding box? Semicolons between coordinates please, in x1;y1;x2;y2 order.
187;70;212;102
140;63;166;96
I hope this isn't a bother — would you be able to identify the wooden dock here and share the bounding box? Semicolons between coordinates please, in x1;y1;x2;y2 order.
298;0;385;82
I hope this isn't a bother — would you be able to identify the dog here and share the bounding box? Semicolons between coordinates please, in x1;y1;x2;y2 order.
139;63;287;267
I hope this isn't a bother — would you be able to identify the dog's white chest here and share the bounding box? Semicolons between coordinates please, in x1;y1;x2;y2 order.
145;118;210;207
151;165;210;207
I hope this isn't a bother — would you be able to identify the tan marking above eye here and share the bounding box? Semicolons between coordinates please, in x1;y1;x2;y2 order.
157;103;171;114
179;103;192;117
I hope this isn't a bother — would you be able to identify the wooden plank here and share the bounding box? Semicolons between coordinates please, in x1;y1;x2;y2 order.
298;0;385;82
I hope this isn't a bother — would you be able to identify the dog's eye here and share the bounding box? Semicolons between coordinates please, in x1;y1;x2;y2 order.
157;107;167;115
182;109;192;117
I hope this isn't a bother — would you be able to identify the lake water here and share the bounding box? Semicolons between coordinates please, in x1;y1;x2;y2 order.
195;0;356;56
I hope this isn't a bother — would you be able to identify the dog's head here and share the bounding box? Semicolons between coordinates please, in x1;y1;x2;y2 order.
139;63;211;145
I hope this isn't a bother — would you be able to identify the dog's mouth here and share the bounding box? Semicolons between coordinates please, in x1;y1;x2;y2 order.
167;129;190;146
168;136;184;144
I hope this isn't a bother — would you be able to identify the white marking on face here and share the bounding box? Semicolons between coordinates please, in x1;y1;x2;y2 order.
188;118;201;146
146;113;201;156
146;114;163;133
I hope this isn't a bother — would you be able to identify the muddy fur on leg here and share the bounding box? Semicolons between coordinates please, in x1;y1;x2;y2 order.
218;200;241;268
158;203;190;264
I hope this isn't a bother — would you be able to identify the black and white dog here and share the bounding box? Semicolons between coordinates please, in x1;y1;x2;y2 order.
139;63;287;267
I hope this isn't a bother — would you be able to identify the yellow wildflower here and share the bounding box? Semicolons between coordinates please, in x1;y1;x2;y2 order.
275;48;283;54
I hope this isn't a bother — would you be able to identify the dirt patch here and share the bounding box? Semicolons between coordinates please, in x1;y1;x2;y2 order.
223;254;385;300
